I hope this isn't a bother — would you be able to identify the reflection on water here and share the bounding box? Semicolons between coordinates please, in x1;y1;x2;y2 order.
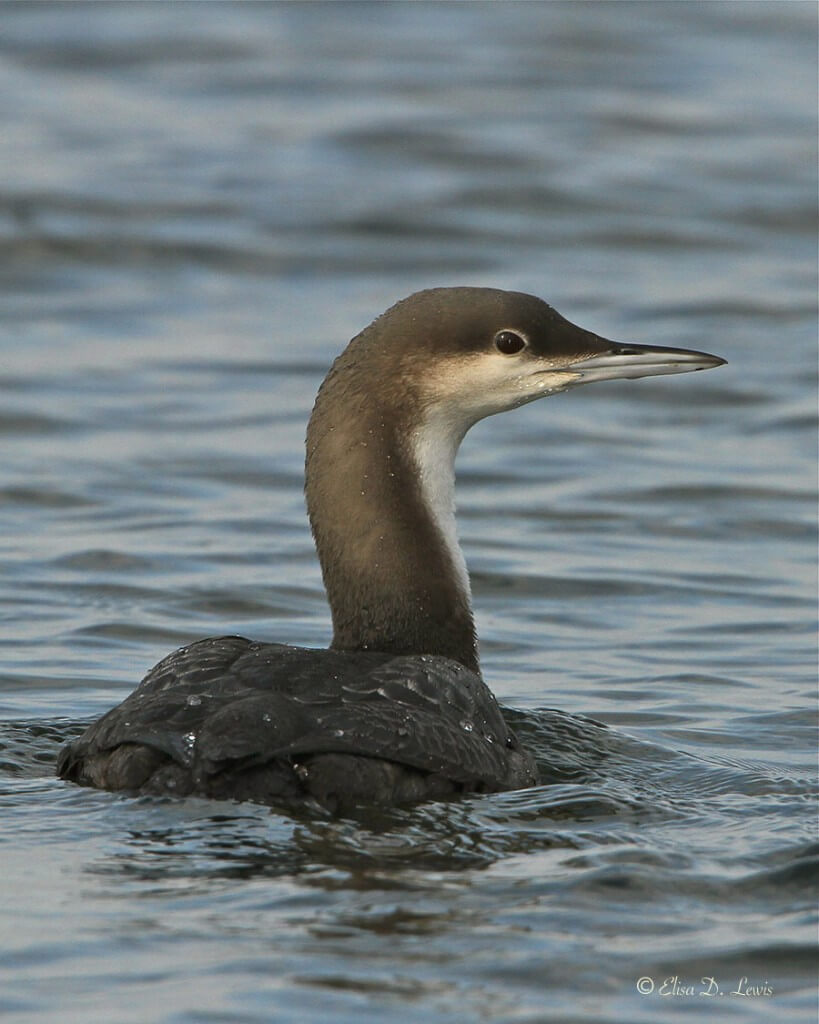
0;3;816;1023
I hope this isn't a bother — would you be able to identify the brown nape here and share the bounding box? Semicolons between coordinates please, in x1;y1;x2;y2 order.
306;336;478;672
302;286;623;676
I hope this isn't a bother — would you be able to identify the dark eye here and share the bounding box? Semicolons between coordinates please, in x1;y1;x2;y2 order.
494;330;527;355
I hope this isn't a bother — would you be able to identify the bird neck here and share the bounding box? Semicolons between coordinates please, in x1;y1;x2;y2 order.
305;355;478;674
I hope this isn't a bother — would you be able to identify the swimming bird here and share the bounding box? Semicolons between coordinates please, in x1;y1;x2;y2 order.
57;288;725;812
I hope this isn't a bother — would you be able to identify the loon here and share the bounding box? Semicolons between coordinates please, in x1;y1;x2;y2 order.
57;288;725;812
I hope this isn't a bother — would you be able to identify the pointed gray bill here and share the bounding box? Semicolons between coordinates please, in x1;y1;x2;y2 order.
566;343;726;384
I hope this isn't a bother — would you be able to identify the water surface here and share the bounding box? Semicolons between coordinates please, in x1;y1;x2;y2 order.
0;3;816;1022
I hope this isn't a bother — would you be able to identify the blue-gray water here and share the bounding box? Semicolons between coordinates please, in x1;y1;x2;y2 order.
0;3;816;1022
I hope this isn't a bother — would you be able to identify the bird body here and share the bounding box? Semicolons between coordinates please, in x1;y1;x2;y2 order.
58;288;724;811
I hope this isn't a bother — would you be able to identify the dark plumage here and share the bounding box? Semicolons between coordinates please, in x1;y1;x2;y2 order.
58;636;536;812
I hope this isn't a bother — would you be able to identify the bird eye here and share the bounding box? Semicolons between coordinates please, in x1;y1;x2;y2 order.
494;330;527;355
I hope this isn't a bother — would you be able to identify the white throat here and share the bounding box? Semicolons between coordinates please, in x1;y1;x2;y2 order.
409;409;472;609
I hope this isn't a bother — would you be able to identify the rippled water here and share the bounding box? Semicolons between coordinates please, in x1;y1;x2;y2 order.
1;3;816;1022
